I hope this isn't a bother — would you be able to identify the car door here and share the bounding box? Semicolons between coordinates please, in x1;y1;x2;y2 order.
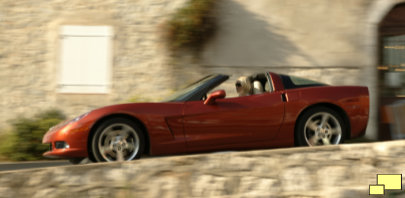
183;91;285;151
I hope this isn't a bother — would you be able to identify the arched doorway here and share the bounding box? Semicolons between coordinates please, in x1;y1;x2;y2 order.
378;3;405;140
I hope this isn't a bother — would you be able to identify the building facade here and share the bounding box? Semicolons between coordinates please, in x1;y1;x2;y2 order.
2;0;405;139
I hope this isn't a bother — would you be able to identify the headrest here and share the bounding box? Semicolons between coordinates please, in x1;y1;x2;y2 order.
253;81;264;94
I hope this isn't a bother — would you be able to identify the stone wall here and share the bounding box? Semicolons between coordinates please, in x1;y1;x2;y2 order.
0;0;188;128
2;0;405;139
176;0;405;139
1;140;405;197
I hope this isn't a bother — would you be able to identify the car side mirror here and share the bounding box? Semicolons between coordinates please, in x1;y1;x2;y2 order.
204;90;226;105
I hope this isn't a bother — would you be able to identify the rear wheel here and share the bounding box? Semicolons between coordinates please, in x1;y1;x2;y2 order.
296;107;346;146
91;118;145;162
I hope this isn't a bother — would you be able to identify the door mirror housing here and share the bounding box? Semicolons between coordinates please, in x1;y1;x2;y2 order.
204;90;226;105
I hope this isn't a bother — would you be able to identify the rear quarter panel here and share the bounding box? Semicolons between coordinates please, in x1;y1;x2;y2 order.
279;86;369;141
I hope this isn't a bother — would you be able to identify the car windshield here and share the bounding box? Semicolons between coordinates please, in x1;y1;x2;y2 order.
162;75;217;102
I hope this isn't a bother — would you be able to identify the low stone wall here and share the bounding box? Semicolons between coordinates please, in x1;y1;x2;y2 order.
1;141;405;198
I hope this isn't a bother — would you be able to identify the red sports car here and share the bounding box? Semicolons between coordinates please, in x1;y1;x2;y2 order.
42;72;369;163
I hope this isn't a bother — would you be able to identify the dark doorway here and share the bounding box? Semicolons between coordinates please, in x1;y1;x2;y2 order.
378;3;405;140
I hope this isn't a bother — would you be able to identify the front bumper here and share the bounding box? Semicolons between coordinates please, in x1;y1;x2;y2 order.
42;121;90;158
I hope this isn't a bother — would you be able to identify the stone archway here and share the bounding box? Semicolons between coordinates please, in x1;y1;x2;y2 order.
377;3;405;140
360;0;405;140
372;2;405;140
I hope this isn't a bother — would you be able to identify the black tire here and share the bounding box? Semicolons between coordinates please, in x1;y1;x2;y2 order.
91;117;145;162
296;107;346;146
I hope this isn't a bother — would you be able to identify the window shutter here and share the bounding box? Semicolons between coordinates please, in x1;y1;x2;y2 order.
59;26;113;93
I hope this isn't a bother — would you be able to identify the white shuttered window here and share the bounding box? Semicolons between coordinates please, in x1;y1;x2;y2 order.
59;26;113;93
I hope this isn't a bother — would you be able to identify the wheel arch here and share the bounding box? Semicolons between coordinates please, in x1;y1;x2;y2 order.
87;113;151;161
294;103;351;145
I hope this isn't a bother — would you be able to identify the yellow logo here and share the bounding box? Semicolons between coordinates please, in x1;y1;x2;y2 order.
369;174;402;195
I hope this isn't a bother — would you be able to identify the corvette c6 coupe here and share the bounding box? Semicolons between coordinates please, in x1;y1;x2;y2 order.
42;72;369;163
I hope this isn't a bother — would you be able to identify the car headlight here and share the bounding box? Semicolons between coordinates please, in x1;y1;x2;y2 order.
48;112;90;131
71;112;89;122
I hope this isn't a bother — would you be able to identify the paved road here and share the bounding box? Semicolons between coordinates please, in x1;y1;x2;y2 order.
0;160;71;172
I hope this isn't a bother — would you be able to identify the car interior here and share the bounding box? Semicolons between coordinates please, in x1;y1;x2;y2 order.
208;73;273;99
251;73;273;93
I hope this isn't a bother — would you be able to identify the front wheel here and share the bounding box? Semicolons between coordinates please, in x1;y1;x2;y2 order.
91;118;145;162
296;107;346;146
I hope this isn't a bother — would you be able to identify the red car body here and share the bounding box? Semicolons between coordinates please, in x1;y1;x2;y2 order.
42;72;369;160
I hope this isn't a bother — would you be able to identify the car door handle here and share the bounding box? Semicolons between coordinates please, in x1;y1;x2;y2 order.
281;93;287;102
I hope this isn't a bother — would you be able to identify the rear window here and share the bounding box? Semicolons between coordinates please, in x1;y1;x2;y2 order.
280;75;327;89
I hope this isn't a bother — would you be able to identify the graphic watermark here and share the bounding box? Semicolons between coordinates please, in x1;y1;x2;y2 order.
369;174;402;195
